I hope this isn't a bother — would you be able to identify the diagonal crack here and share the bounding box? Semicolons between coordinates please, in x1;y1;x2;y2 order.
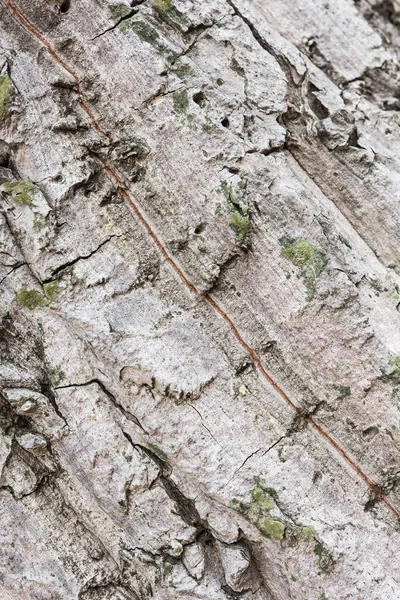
91;9;138;41
42;236;115;283
122;430;203;529
56;378;146;433
187;403;221;446
0;261;26;285
219;433;289;493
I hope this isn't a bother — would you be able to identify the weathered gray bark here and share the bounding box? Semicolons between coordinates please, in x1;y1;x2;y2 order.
1;0;400;598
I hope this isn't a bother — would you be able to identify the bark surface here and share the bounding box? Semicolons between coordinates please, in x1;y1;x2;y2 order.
1;0;400;598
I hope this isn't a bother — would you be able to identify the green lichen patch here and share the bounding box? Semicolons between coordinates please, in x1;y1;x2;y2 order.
147;443;168;462
280;236;328;301
298;525;318;539
43;280;59;302
332;384;351;399
172;89;197;128
314;542;334;573
172;88;189;114
109;3;133;24
16;288;48;309
154;0;188;31
16;281;59;309
169;59;195;77
33;214;47;233
0;180;39;207
128;19;180;66
129;19;160;43
49;364;66;387
383;356;400;385
126;20;179;66
229;211;251;244
121;16;189;71
221;180;251;249
229;476;322;550
0;75;13;120
229;477;285;541
369;278;382;292
259;516;285;540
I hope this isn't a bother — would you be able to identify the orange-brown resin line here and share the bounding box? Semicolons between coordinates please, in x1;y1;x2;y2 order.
3;0;111;139
4;0;399;521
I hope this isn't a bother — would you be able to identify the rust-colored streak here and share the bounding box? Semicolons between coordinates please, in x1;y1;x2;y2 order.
2;0;111;140
4;0;400;521
102;162;201;297
204;293;301;414
309;417;399;517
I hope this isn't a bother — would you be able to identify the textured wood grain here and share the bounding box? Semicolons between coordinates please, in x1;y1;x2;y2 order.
1;1;400;598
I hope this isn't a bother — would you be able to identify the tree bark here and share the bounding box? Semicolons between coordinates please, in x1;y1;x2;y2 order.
1;0;400;598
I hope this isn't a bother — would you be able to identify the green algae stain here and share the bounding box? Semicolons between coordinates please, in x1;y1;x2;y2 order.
0;75;13;120
259;516;285;540
384;355;400;385
109;3;133;23
173;88;189;114
229;211;251;244
43;280;59;302
1;180;39;207
49;364;66;386
33;214;47;233
16;281;59;310
16;288;47;309
332;384;351;399
130;19;161;44
221;180;251;249
154;0;188;31
298;525;318;539
123;18;181;67
229;477;285;541
229;476;324;556
280;236;328;301
314;542;334;573
147;443;168;462
154;0;174;10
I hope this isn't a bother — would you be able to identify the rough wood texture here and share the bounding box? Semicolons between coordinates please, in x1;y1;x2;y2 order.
1;0;400;598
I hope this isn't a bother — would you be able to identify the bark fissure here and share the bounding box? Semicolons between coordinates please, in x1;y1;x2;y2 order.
42;236;115;283
91;9;139;41
3;0;398;522
2;0;400;597
55;379;146;432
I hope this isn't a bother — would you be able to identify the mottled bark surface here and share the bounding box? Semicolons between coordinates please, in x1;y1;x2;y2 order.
0;0;400;598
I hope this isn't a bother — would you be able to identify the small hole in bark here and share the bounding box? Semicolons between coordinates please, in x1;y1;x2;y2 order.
192;91;205;107
364;496;379;512
60;0;70;12
221;117;229;128
361;425;379;441
312;470;323;484
194;223;205;235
